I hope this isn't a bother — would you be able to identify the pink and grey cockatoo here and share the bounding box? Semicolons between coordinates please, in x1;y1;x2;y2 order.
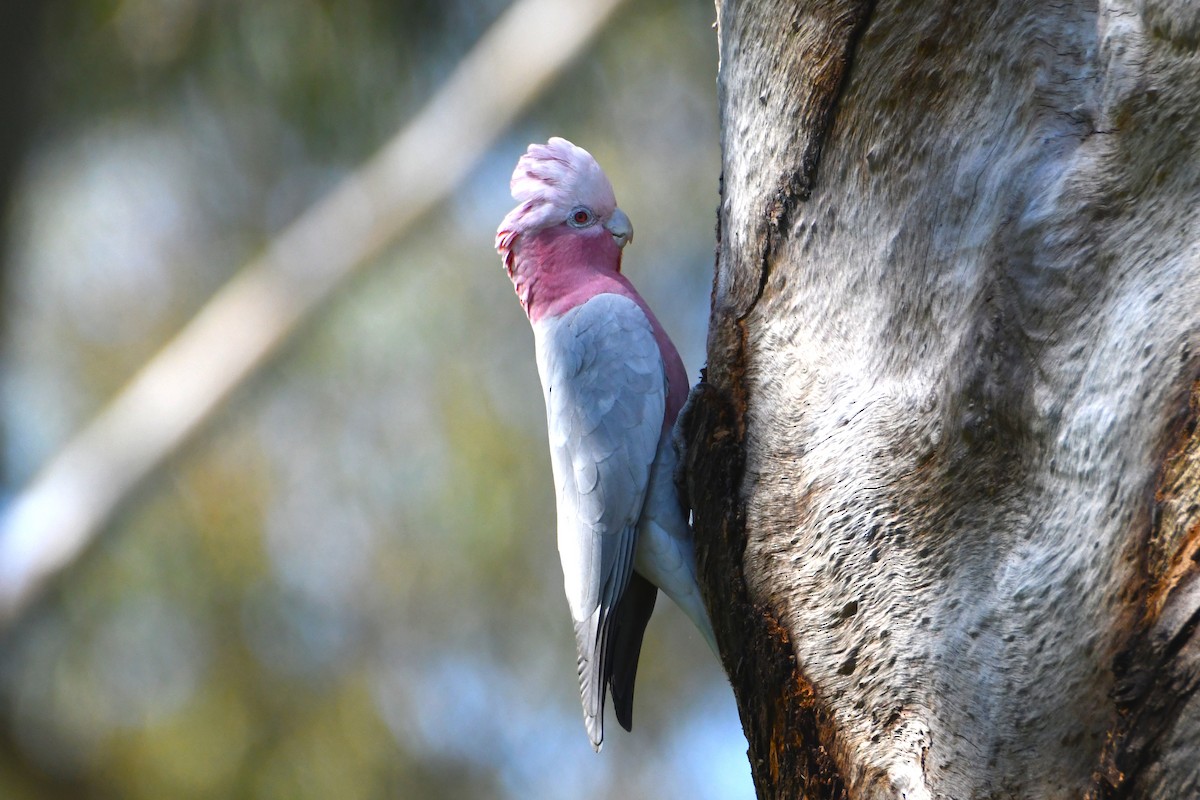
496;137;716;750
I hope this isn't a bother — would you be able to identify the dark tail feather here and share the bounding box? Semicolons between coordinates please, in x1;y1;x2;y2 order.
608;572;658;732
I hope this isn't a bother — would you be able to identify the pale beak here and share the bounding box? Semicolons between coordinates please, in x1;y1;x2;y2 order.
605;208;633;248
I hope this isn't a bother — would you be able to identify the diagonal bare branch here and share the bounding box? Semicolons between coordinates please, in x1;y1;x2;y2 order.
0;0;630;624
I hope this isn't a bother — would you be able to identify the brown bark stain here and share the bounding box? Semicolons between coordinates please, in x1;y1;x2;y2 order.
760;611;845;794
678;378;847;800
1090;376;1200;799
1145;378;1200;618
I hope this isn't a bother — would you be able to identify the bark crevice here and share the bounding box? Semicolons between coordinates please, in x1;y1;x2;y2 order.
686;3;877;795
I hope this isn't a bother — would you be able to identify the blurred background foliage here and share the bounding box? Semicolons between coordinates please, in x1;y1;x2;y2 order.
0;0;749;797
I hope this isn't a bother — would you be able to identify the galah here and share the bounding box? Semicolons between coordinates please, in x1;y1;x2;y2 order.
496;137;716;750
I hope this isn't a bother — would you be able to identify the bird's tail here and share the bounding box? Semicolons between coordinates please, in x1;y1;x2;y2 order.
608;573;658;733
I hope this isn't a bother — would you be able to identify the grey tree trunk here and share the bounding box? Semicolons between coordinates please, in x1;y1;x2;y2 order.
678;1;1200;797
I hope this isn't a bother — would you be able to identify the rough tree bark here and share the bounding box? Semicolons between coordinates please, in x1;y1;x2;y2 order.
678;1;1200;797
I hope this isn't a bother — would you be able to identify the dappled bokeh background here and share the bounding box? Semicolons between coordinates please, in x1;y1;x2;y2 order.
0;0;751;797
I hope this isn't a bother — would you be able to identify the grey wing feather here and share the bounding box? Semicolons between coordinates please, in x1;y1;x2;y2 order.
534;293;667;749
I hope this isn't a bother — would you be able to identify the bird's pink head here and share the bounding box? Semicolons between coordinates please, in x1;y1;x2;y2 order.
495;137;633;275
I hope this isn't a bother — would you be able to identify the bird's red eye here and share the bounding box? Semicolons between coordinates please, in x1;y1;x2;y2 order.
568;207;594;227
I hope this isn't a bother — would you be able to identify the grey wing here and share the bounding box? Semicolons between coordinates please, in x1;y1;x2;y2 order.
534;293;667;750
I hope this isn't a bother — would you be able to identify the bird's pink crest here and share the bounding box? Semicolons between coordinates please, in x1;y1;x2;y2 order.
495;137;618;269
